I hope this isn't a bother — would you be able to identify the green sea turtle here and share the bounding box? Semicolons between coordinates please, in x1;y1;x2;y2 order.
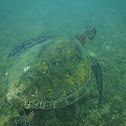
5;27;103;124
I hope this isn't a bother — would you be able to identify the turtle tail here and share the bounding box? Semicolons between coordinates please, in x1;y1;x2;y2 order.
90;57;103;111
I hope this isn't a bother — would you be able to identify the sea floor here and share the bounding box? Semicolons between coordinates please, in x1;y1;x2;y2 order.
0;1;126;126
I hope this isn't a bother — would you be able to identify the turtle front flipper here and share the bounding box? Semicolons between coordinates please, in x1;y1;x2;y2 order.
90;57;103;110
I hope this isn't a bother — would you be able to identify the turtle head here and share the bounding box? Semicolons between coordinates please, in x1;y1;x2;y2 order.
75;27;96;47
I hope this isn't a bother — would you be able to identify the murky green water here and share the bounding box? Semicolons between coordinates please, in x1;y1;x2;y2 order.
0;0;126;125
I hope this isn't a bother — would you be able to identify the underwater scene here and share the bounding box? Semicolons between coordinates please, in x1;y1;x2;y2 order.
0;0;126;126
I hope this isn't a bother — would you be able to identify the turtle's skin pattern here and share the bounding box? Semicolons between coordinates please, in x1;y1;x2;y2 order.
8;36;53;57
7;27;98;110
